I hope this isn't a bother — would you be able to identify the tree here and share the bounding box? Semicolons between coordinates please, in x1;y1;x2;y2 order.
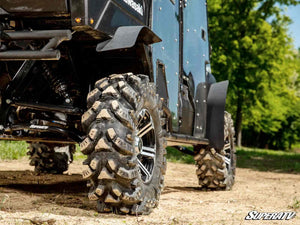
208;0;300;147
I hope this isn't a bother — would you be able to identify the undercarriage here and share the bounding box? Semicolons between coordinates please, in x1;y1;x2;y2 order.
0;0;236;215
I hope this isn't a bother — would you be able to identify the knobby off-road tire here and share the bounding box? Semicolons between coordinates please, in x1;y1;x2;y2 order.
194;112;236;190
80;73;166;215
27;143;75;174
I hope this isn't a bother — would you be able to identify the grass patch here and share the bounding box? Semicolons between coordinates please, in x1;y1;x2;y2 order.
0;141;86;161
166;146;300;173
0;141;28;160
62;146;196;163
73;145;86;160
166;147;194;164
236;147;300;173
288;198;300;210
71;146;195;164
292;142;300;152
1;141;300;174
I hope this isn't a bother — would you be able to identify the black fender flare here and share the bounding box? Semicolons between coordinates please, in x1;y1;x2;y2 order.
205;80;229;150
96;26;162;52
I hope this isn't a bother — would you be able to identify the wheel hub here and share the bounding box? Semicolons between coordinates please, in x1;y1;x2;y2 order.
134;136;143;153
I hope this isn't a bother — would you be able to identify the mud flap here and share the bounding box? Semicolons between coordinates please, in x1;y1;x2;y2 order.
96;26;161;52
205;81;229;150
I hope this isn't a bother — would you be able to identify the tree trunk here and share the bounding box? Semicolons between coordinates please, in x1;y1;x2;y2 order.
235;94;243;147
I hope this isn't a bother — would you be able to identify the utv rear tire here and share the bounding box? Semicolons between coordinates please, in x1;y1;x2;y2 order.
80;73;166;215
194;112;236;190
27;143;75;174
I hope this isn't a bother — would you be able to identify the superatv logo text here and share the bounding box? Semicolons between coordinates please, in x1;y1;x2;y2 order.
122;0;144;16
245;211;296;220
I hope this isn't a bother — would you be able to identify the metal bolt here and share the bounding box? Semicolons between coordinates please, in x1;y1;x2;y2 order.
159;7;162;11
196;113;200;117
0;125;4;130
6;99;11;104
162;46;165;50
203;100;206;103
175;72;178;76
65;98;71;104
196;100;199;103
187;29;190;32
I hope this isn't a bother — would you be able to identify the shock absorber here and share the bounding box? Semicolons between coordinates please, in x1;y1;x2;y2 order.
41;63;72;104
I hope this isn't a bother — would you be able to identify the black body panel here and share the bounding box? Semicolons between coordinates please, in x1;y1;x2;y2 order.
178;84;194;135
70;0;150;35
193;82;208;138
155;60;169;107
1;0;69;16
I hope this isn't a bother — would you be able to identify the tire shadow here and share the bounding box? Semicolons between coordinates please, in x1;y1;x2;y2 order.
162;186;212;194
0;170;96;210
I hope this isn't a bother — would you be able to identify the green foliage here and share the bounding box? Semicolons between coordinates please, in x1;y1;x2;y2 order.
0;141;28;160
208;0;300;149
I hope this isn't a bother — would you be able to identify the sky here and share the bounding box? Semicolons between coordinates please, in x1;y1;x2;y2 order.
286;5;300;49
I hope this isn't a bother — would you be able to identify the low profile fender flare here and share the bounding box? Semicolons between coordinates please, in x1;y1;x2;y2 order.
205;80;229;150
96;26;162;52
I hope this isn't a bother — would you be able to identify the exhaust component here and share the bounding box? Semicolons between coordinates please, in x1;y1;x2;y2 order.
0;29;72;61
0;50;60;61
3;30;72;41
4;124;84;143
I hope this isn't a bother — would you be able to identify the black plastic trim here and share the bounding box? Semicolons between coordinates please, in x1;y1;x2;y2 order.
156;60;169;106
96;26;161;52
205;80;229;150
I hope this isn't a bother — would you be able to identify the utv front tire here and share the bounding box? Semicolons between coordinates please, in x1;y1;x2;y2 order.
27;143;75;174
80;73;166;215
194;112;236;190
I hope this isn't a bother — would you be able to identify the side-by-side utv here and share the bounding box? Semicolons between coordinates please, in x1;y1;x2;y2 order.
0;0;236;214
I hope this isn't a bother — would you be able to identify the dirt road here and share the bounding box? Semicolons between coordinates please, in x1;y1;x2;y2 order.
0;159;299;225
